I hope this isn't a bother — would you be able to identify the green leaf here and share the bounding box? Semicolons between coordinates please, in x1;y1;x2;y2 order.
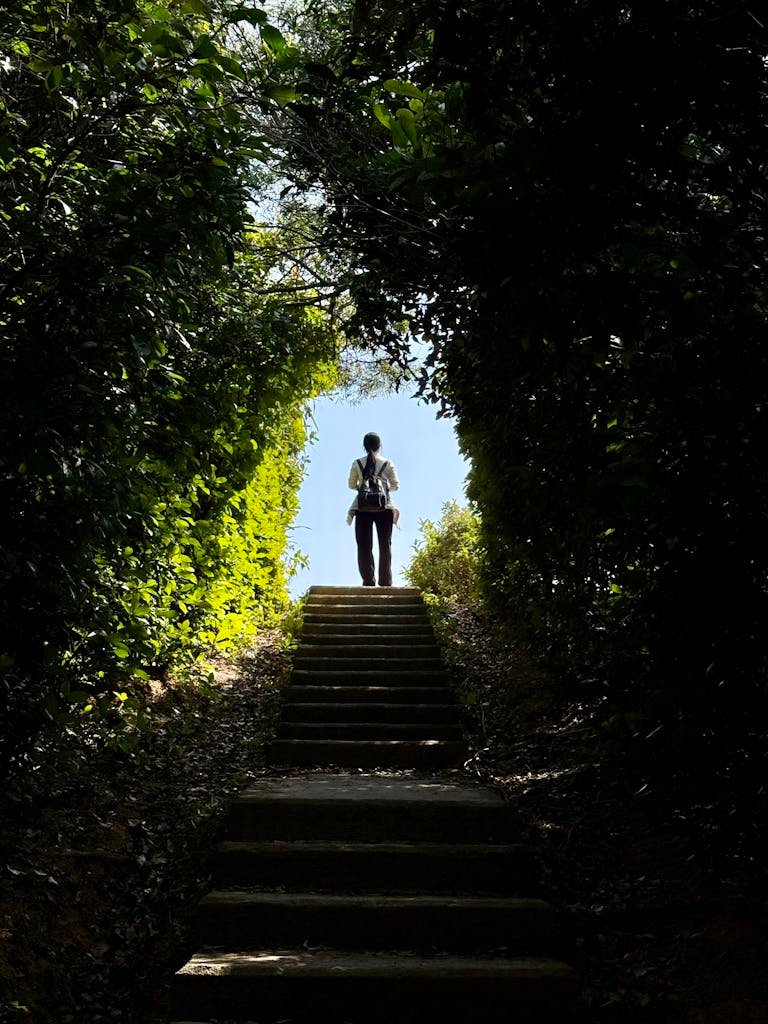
260;24;286;52
396;107;419;146
372;101;391;128
192;60;225;83
45;65;64;91
383;79;423;99
229;6;268;25
143;23;167;43
123;264;153;279
264;83;298;106
194;35;219;60
53;196;73;216
389;119;409;149
216;54;246;80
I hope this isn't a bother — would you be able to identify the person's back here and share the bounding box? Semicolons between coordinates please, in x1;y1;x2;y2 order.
347;432;399;587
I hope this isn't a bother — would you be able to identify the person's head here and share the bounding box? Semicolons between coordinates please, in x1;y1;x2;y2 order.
363;432;381;453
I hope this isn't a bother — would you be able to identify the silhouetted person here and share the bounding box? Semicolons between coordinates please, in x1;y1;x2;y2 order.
347;432;400;587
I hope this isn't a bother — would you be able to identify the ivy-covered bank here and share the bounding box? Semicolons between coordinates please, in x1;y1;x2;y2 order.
0;0;337;778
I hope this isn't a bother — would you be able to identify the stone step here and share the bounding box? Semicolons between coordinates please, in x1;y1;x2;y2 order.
283;685;456;704
295;643;441;659
302;617;431;630
226;776;518;842
194;892;557;952
309;585;422;596
268;738;466;768
306;592;423;605
291;668;449;685
293;655;445;672
213;840;538;893
281;702;460;722
276;722;464;740
303;609;428;621
301;622;436;638
171;950;579;1024
301;621;435;636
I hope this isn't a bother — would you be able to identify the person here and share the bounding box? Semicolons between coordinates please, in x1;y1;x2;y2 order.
347;432;400;587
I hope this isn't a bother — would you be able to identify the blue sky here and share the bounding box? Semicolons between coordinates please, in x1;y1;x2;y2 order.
288;392;470;596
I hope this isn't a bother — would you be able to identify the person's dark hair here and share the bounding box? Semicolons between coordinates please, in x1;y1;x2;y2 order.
363;432;381;453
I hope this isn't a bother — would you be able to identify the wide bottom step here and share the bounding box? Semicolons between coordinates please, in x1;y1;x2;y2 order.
172;949;579;1023
268;738;466;768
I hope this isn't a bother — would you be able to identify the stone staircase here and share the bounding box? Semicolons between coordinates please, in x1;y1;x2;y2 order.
271;585;465;768
170;586;579;1022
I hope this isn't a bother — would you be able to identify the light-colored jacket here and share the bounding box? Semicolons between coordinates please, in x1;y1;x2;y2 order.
347;455;400;525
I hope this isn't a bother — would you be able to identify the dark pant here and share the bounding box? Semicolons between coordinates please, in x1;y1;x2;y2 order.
354;509;394;586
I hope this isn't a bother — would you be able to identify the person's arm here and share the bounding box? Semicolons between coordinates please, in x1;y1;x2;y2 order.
384;461;399;492
349;460;363;489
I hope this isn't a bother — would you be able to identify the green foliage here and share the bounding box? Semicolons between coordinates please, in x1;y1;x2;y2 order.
405;501;482;606
280;1;768;792
0;0;338;776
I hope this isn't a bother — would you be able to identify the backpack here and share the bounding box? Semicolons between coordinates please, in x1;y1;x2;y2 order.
357;457;390;510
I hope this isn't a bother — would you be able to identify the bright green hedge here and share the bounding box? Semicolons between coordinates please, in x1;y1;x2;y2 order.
0;0;337;775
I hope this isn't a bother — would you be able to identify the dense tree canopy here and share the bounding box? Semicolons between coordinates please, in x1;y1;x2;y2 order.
278;0;768;797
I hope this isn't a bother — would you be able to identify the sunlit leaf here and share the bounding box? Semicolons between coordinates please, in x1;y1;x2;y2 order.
264;83;298;106
260;24;286;52
382;79;423;99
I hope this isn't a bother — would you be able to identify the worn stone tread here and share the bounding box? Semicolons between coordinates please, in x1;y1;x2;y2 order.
216;839;527;855
294;644;441;658
293;658;445;673
290;668;449;683
280;702;459;721
213;839;538;892
276;722;463;740
301;622;434;634
283;685;455;702
231;773;507;804
177;949;575;978
268;738;466;768
199;891;552;911
303;612;429;622
195;891;556;951
302;632;435;642
309;585;422;594
171;951;579;1022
